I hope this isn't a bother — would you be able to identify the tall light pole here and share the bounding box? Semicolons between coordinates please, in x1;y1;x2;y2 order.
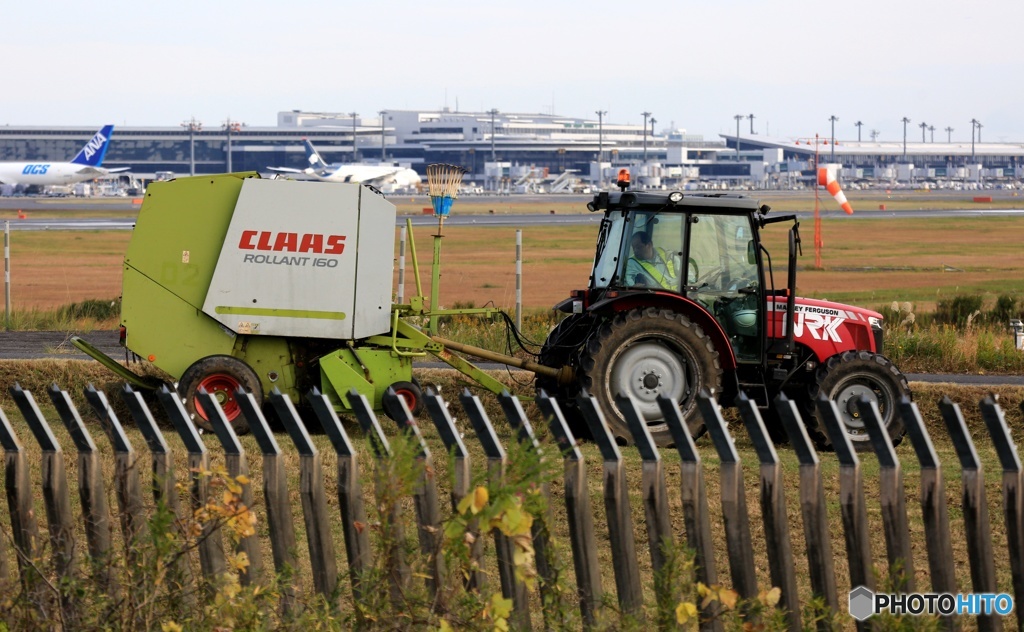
488;108;499;161
945;126;954;143
901;117;910;159
855;120;863;142
349;112;359;162
595;109;606;169
970;118;978;159
748;113;755;134
181;117;202;176
870;129;880;142
222;117;241;172
976;122;983;143
641;111;651;162
734;114;743;162
379;110;387;162
919;121;927;143
928;125;935;143
829;115;838;162
649;117;657;161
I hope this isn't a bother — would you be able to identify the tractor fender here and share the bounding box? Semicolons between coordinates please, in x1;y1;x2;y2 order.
587;293;738;371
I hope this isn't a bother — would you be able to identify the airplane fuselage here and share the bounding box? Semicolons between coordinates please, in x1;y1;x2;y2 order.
0;162;106;186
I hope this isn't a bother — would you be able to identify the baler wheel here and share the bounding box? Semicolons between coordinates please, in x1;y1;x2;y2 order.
383;380;425;419
178;355;262;435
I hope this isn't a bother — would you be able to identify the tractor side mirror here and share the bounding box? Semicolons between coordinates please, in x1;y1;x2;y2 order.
747;240;756;265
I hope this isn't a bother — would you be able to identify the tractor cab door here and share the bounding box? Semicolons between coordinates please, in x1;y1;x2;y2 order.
685;212;763;364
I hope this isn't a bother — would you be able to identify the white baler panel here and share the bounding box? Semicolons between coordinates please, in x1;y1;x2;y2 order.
352;189;398;338
202;179;395;340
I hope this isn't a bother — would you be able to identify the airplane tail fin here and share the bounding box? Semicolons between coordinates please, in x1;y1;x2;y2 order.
70;125;115;167
303;138;329;172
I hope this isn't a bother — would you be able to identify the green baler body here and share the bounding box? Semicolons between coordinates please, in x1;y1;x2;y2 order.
120;173;411;411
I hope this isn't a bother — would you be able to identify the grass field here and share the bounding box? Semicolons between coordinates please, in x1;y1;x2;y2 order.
4;213;1024;317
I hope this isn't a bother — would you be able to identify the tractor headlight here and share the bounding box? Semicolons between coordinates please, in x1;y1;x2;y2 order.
868;316;884;354
868;316;882;330
668;191;684;204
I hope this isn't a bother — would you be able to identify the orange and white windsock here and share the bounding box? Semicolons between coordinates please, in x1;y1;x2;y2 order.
818;167;853;214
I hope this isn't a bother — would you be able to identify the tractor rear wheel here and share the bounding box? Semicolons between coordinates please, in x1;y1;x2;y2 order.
178;355;262;435
580;307;722;447
536;313;593;439
801;351;910;451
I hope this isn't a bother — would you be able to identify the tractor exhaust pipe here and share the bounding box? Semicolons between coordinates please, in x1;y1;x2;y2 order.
431;335;575;385
785;226;798;353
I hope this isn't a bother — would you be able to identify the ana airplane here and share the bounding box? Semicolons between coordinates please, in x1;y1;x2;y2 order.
268;138;422;189
0;125;128;186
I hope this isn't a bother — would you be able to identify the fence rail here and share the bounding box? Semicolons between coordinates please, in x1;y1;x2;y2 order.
0;381;1023;630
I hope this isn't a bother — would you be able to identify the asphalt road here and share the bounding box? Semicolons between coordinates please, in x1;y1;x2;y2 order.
3;330;1022;386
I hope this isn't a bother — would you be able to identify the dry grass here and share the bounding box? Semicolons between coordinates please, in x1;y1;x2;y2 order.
5;200;1024;318
0;360;1023;627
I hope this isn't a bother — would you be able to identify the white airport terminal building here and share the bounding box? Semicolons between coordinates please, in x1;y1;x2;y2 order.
1;109;1022;193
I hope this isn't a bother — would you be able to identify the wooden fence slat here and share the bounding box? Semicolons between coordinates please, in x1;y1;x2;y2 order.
121;385;193;604
348;388;410;607
899;396;958;630
304;387;371;607
658;395;722;632
773;394;838;625
617;395;675;611
461;389;532;631
576;393;644;620
10;385;77;581
939;396;1001;632
983;397;1024;632
697;390;758;603
425;389;484;592
736;393;800;632
268;389;338;600
197;389;263;586
157;384;226;580
83;386;148;554
536;390;602;628
498;391;558;612
856;395;916;593
121;386;179;510
47;386;115;591
815;393;873;632
236;390;298;611
0;405;37;582
382;387;446;603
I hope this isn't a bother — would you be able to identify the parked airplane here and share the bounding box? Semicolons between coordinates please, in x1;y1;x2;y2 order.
0;125;128;187
267;138;422;189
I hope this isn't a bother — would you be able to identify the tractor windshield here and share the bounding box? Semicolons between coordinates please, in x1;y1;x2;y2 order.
607;210;688;291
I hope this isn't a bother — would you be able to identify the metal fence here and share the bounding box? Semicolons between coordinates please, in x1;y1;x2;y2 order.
0;381;1022;630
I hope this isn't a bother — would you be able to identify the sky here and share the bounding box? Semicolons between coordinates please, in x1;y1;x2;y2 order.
4;0;1024;143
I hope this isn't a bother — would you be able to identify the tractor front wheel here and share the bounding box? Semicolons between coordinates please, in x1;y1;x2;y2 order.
802;351;910;452
178;355;262;435
580;307;722;447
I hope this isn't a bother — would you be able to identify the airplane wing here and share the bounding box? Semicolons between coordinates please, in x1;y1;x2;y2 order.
73;166;122;177
266;166;308;174
356;168;404;185
103;167;131;174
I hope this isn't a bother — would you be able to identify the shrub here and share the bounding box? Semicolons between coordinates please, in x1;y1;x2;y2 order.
934;294;983;328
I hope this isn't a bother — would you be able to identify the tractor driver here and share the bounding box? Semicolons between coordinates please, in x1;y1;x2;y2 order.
626;232;679;290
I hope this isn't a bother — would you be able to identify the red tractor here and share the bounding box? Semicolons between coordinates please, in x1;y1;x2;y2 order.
537;183;909;450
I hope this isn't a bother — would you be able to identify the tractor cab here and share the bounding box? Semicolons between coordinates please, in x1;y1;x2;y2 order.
586;189;793;366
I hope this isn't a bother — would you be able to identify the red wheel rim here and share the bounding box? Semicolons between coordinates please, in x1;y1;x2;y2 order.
196;374;242;421
394;388;418;412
